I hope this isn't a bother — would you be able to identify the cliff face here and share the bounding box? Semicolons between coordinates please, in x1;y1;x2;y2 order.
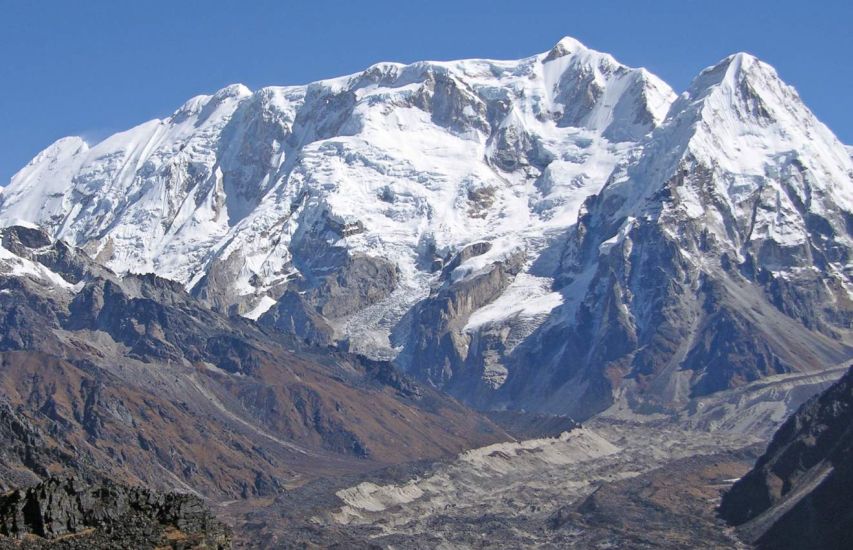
720;366;853;549
0;477;230;549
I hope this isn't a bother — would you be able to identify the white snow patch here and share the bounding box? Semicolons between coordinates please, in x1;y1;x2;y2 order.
243;295;277;320
465;273;563;331
0;245;75;291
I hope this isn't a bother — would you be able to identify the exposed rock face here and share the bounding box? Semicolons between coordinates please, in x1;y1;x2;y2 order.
258;290;335;346
720;366;853;549
0;226;505;499
395;245;525;396
0;401;87;492
290;251;399;322
0;477;230;549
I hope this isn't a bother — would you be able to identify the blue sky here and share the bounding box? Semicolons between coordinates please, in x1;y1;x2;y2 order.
1;0;851;184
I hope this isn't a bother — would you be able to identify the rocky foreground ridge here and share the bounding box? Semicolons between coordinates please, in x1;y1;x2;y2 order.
720;366;853;549
0;476;229;549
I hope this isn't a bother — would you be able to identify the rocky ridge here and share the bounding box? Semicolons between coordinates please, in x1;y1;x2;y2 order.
0;225;504;499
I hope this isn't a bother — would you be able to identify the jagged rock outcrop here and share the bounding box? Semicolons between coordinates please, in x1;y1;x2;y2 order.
720;366;853;549
0;477;230;549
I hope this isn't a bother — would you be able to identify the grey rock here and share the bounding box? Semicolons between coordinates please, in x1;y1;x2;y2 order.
0;476;231;549
258;290;335;347
397;246;525;396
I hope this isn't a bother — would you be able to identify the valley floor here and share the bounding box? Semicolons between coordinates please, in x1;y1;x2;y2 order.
225;418;765;548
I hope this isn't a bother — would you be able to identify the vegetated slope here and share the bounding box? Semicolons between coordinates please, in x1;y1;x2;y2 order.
0;225;504;499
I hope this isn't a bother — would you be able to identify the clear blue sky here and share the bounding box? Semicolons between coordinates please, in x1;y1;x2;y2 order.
2;0;851;184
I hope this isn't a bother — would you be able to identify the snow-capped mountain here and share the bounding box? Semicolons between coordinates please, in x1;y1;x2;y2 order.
487;52;853;416
1;38;851;419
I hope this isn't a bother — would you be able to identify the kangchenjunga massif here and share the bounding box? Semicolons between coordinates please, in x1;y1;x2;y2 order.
0;37;851;547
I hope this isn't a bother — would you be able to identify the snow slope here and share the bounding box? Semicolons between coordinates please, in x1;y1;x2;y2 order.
0;37;674;356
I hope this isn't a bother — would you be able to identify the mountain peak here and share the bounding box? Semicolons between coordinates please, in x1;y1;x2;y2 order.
169;83;252;122
553;35;588;52
213;82;253;101
683;51;783;104
543;36;589;61
721;51;760;69
715;51;769;84
591;48;853;258
656;51;809;154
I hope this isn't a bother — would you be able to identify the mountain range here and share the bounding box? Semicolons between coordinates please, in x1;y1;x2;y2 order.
1;36;851;423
